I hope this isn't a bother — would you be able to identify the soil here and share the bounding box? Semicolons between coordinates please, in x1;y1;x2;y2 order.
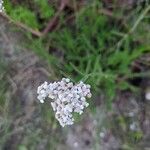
0;15;150;150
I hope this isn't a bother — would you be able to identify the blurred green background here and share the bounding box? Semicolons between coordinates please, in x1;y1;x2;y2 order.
0;0;150;149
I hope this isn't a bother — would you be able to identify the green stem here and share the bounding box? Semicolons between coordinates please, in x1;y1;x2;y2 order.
117;5;150;49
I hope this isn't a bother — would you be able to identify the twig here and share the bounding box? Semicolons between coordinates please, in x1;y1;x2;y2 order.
42;12;59;35
0;13;42;37
42;0;68;35
0;0;68;37
100;8;115;17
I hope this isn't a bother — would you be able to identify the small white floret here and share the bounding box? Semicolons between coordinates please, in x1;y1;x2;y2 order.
37;78;92;127
145;91;150;101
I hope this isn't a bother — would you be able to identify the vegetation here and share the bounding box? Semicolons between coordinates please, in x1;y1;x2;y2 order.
0;0;150;149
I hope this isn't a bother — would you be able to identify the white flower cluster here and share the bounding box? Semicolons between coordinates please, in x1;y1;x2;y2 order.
129;122;139;131
0;0;4;12
37;78;92;127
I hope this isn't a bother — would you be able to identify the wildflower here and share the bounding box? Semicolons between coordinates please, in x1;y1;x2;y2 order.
0;0;4;12
37;78;92;127
73;142;79;148
129;122;138;131
99;128;107;139
99;132;105;138
145;89;150;101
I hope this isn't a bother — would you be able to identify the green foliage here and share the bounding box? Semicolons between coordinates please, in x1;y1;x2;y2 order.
5;0;39;29
12;6;39;29
4;0;55;29
34;0;54;19
49;3;150;108
132;131;143;141
129;131;143;143
4;1;150;109
9;1;148;108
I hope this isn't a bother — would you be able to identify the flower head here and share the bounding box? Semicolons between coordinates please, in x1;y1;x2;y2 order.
0;0;4;12
37;78;92;127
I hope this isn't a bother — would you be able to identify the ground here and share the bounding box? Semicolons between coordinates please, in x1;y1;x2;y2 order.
0;1;150;150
